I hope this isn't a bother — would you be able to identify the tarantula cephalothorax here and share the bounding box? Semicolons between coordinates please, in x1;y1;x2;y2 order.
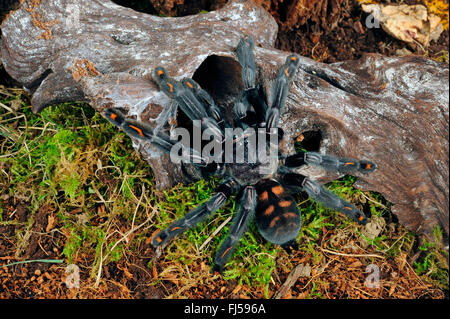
103;36;376;273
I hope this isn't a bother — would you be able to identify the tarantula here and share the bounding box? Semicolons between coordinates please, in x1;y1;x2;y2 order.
103;36;376;273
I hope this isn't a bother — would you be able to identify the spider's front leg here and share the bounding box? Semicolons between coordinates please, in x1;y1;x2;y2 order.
234;36;268;127
266;54;300;131
281;173;368;225
104;108;210;166
182;78;225;126
212;185;257;273
153;67;223;140
151;179;239;247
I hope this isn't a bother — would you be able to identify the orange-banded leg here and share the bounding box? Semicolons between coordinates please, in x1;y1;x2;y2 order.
212;186;257;273
104;107;173;151
153;67;210;122
153;68;224;142
182;78;225;126
151;179;238;248
282;173;368;225
266;54;300;132
284;151;376;174
254;179;302;247
103;107;210;165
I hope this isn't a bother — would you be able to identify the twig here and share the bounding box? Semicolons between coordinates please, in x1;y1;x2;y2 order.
198;216;232;251
0;101;14;113
360;192;387;209
1;259;64;268
273;263;312;299
18;126;58;132
320;247;384;259
94;217;152;288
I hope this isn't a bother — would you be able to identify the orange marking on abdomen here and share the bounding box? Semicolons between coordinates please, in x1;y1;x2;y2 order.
110;113;117;120
129;125;144;136
269;216;280;228
157;69;164;76
167;82;174;93
282;212;297;219
358;215;364;221
264;205;275;216
343;206;353;211
259;191;268;201
285;67;290;77
186;81;194;89
271;185;284;196
279;200;291;208
170;227;181;232
365;163;372;169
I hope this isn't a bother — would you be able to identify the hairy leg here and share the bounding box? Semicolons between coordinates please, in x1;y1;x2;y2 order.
266;54;300;131
151;179;239;247
104;107;209;165
283;151;376;173
282;173;368;224
212;186;257;273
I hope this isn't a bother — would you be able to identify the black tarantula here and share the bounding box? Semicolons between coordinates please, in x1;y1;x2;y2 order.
103;36;376;273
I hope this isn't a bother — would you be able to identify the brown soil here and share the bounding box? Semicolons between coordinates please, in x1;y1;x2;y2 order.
271;0;449;63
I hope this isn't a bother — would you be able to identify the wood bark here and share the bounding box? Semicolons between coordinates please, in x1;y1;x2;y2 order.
1;0;448;237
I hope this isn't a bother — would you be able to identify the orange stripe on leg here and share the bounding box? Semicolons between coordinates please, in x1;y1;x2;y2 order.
150;230;162;243
167;82;174;93
129;125;144;136
221;247;232;259
345;162;355;166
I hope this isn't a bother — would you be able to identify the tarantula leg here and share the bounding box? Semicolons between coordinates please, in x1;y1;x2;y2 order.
212;186;257;273
153;68;224;141
151;179;238;247
281;239;299;254
246;86;268;126
284;151;376;173
182;78;225;125
237;36;257;90
266;54;300;131
282;173;368;225
153;67;209;121
234;36;269;127
104;108;210;165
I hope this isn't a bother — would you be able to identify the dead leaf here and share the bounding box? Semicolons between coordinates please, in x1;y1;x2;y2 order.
362;4;444;46
46;215;57;232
